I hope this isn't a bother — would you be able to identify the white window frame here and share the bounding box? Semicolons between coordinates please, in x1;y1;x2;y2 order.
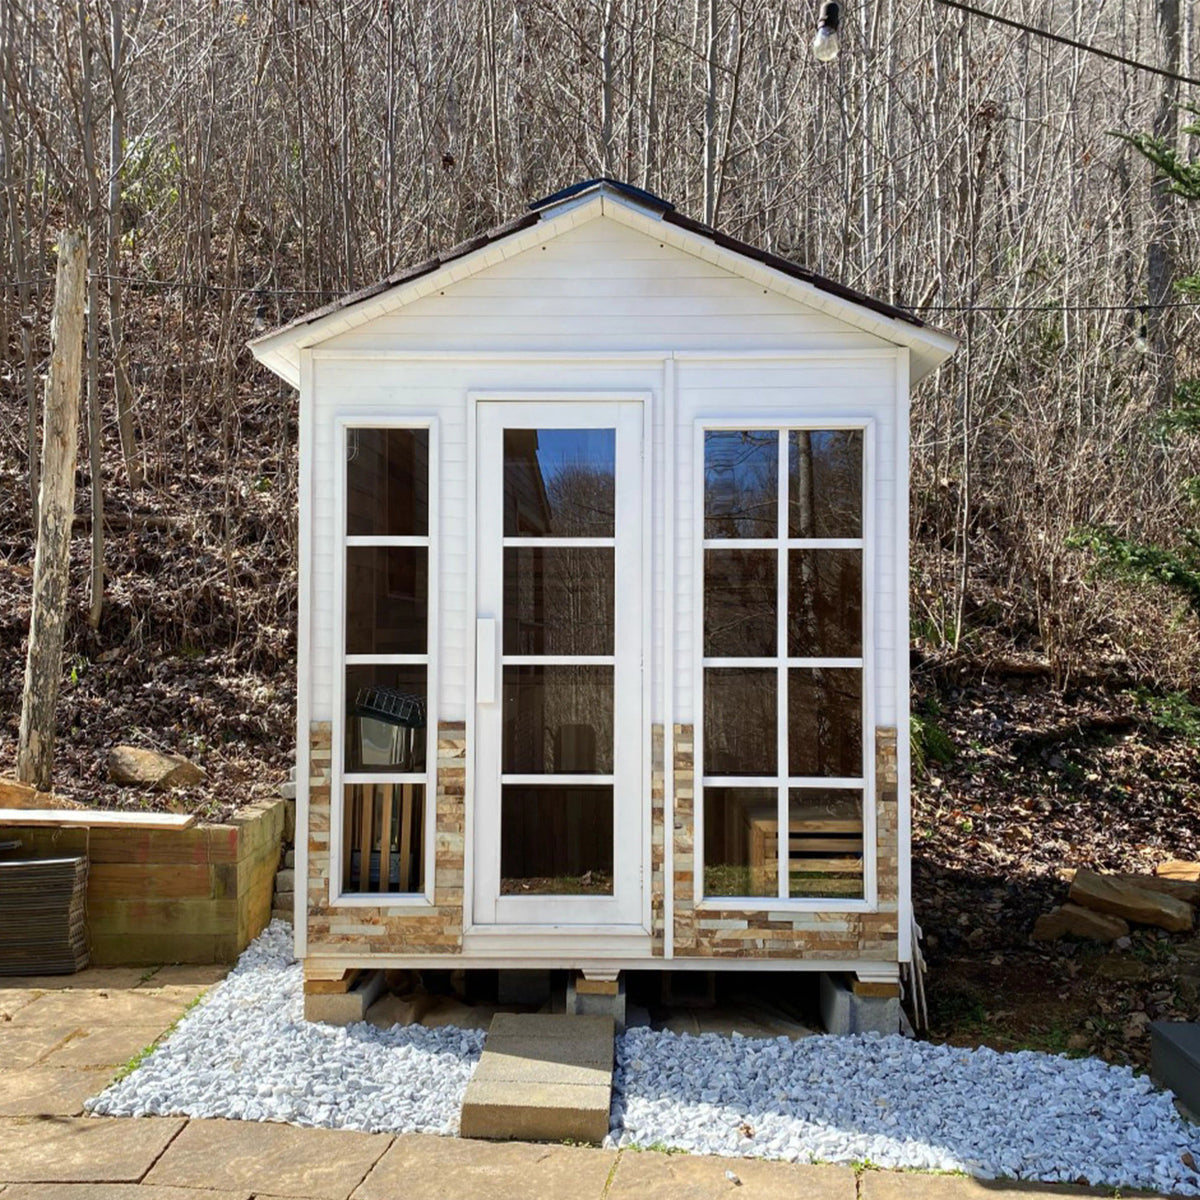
329;414;439;908
693;417;876;913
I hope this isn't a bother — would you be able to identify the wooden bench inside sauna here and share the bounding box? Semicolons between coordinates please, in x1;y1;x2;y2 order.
704;793;864;899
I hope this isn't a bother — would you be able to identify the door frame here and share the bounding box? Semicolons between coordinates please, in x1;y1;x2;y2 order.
465;390;653;938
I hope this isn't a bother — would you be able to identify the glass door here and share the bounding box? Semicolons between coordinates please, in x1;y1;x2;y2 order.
473;401;644;927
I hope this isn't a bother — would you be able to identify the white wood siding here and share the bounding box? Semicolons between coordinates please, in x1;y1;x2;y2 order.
321;221;890;355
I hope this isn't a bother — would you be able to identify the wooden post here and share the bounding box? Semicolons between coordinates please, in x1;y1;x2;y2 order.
17;229;87;792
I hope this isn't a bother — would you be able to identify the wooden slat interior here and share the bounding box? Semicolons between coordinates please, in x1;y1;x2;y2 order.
342;783;424;894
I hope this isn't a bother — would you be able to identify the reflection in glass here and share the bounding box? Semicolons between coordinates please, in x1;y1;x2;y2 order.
788;430;862;538
346;428;429;537
787;550;862;657
788;668;862;777
344;665;427;773
703;787;778;897
503;547;614;656
704;550;776;658
343;783;424;893
500;785;614;894
345;547;427;655
704;431;778;538
704;668;776;776
504;429;615;537
502;665;613;773
787;789;864;898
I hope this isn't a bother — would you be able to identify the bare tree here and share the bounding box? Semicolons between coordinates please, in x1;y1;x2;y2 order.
17;229;86;791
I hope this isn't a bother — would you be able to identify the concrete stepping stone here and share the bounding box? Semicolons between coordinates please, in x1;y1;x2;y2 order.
459;1013;614;1144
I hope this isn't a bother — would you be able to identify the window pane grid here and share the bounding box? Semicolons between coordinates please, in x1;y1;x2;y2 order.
339;425;434;899
700;424;866;904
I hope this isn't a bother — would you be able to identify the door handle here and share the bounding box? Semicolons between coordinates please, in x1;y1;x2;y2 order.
476;618;497;704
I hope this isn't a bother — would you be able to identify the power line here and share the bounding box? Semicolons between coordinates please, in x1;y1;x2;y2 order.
0;273;330;297
904;301;1199;313
2;274;1196;317
933;0;1200;90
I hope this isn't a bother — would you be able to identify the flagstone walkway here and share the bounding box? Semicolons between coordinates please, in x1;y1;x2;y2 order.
0;965;1184;1199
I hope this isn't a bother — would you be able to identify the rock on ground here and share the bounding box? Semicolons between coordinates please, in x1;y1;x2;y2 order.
1031;903;1129;942
1069;868;1194;933
107;746;205;791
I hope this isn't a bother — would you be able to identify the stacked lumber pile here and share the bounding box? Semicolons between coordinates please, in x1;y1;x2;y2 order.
1033;862;1199;944
0;857;89;974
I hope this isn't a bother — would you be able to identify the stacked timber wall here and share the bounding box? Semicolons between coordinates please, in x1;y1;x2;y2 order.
3;798;284;964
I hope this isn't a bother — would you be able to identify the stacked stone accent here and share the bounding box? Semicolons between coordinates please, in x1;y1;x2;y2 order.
299;719;899;965
649;724;666;955
670;724;900;961
304;721;466;955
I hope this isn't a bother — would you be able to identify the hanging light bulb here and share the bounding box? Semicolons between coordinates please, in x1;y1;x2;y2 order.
813;0;841;62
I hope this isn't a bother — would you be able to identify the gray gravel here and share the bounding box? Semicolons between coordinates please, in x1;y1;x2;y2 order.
611;1026;1200;1194
86;922;484;1134
87;922;1200;1195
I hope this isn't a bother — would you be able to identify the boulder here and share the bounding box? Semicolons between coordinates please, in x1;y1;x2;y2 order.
1069;868;1194;933
107;745;204;791
1158;860;1200;883
1113;872;1200;906
1032;903;1129;943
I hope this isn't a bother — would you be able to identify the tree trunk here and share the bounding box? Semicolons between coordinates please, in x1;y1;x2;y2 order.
701;0;718;225
108;0;142;489
1147;0;1180;416
17;229;87;792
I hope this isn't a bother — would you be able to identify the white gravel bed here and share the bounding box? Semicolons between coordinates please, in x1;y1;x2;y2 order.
611;1026;1200;1195
86;921;484;1134
88;923;1200;1195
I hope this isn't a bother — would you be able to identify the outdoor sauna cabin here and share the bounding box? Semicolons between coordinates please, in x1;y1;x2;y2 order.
249;179;958;1007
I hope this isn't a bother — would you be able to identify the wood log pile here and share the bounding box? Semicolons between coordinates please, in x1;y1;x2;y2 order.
1033;862;1200;943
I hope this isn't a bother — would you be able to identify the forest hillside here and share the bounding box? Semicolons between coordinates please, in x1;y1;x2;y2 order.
2;0;1200;1061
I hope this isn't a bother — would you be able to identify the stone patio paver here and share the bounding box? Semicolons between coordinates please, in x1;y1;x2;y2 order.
144;1119;392;1200
607;1151;856;1198
0;988;43;1020
1;1186;250;1200
859;1170;1151;1199
0;1068;111;1116
138;965;228;987
41;1024;171;1070
0;1024;82;1068
2;969;148;992
9;990;187;1030
351;1134;618;1200
0;1117;186;1183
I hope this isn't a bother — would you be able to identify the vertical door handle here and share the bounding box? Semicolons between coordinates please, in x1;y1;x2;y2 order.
476;618;497;704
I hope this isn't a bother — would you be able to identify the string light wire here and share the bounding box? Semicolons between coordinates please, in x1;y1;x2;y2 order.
933;0;1200;90
1;273;1196;318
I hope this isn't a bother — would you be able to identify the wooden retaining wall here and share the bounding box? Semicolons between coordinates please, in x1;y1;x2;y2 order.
2;798;284;965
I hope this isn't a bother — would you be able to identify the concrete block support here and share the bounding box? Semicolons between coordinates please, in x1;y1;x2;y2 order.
497;970;552;1006
303;969;386;1025
567;973;626;1032
819;972;900;1036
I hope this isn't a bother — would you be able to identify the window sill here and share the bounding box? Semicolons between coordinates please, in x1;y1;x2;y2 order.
329;892;435;911
696;897;875;914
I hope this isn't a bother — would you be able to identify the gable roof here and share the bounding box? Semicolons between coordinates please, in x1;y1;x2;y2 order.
249;179;958;385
